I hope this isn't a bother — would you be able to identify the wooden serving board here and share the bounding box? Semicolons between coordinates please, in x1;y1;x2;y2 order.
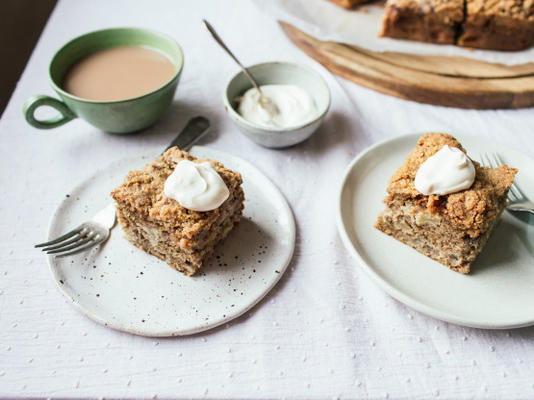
279;22;534;109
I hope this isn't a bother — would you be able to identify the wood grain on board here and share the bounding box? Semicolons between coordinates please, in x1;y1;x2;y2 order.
279;21;534;109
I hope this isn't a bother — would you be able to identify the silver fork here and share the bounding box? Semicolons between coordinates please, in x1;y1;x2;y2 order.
35;204;116;257
35;116;211;257
480;152;534;215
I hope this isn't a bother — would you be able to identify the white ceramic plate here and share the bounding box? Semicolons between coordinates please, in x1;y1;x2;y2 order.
47;146;295;336
337;133;534;329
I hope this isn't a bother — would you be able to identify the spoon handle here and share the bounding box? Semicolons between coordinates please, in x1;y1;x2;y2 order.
203;19;262;94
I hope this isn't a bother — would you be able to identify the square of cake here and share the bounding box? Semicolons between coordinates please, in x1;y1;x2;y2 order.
457;0;534;51
375;133;516;274
380;0;464;44
111;147;245;276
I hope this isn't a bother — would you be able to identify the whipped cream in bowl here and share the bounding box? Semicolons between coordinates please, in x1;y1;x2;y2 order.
164;160;229;212
224;61;331;148
237;84;318;129
414;145;476;195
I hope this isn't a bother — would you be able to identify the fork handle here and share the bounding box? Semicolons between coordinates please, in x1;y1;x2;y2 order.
508;203;534;215
165;116;210;153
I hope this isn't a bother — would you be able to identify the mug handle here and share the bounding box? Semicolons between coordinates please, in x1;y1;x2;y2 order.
23;95;77;129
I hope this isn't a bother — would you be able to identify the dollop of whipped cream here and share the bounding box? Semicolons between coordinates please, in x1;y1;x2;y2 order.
414;145;475;195
237;84;317;129
163;160;229;212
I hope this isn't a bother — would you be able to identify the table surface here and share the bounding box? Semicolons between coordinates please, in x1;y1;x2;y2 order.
1;1;534;399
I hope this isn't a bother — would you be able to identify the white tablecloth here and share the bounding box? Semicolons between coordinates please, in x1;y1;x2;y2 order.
1;1;534;399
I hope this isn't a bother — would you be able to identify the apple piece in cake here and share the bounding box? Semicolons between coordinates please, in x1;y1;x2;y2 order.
111;147;245;276
375;133;516;274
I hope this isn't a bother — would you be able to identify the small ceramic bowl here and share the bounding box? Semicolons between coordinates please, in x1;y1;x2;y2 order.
224;62;331;148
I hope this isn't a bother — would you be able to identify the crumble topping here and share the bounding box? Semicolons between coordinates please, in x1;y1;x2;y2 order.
111;147;243;238
386;133;517;237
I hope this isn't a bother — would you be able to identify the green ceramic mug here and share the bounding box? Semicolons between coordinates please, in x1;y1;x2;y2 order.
23;27;184;134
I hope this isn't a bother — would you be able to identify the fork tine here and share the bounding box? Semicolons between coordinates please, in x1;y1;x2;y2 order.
46;232;96;254
480;153;494;168
508;185;521;201
492;153;527;201
490;152;504;168
54;237;103;258
492;152;506;165
480;153;514;202
41;231;87;252
488;153;499;168
510;181;527;201
35;226;84;248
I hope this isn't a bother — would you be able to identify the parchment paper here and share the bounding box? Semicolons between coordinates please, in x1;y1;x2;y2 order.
252;0;534;66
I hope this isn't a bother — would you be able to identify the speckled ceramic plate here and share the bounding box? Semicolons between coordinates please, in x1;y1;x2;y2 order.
47;146;295;336
337;133;534;329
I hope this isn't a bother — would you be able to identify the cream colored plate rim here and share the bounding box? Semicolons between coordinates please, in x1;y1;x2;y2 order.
337;133;534;329
47;146;296;337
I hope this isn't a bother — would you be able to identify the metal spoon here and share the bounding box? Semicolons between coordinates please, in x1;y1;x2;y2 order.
202;19;277;114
